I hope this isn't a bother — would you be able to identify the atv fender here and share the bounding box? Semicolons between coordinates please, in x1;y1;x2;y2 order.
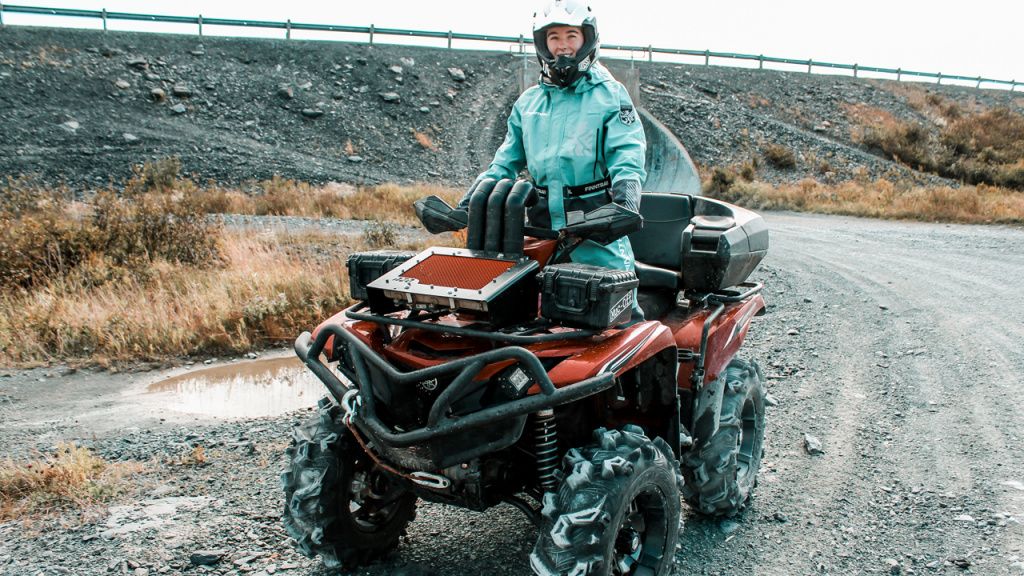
545;321;676;386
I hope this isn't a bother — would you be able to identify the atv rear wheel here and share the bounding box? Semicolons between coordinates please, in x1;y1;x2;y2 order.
530;426;681;576
681;358;766;516
281;398;417;570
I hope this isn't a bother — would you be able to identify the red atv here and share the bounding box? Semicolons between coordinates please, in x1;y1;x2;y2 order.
282;179;769;575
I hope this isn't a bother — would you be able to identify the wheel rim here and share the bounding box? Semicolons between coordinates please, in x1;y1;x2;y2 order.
611;487;669;575
737;396;759;481
346;458;408;532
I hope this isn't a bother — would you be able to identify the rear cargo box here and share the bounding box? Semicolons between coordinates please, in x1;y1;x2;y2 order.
680;197;769;293
539;264;639;330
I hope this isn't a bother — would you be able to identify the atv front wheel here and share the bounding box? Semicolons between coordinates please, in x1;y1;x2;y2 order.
281;398;417;570
530;426;681;576
681;357;766;516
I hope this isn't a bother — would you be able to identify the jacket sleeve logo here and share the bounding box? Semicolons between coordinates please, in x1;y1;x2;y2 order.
619;105;637;125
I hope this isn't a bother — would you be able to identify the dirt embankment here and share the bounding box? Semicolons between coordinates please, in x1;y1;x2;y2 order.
2;26;1023;191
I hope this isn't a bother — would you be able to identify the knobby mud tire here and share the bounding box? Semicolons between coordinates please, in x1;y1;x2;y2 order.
530;426;682;576
281;398;417;570
681;357;766;517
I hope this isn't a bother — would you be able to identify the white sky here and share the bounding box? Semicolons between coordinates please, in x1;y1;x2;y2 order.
5;1;1023;88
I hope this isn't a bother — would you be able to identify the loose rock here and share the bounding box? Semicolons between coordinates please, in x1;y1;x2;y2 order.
804;433;824;455
189;551;225;566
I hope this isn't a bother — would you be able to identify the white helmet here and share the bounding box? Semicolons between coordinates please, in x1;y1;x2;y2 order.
532;0;599;88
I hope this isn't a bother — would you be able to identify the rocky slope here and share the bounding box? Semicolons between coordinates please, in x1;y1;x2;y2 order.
2;26;1022;191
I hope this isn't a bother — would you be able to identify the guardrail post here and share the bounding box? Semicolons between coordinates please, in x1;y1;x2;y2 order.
648;45;653;63
704;49;710;66
758;54;764;70
102;8;108;32
448;30;453;49
519;34;524;54
807;59;813;74
896;68;901;82
0;3;5;27
286;19;291;40
1011;80;1016;92
936;72;942;85
198;14;203;36
975;76;982;89
853;63;858;78
369;24;374;45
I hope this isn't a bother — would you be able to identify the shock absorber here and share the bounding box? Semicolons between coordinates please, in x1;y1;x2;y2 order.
533;409;559;493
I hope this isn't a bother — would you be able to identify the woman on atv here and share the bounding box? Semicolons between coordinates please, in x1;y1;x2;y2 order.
457;0;648;317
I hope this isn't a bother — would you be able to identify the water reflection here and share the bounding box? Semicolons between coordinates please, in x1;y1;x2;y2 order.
147;357;326;418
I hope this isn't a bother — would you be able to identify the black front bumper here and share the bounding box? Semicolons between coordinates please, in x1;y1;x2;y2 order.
294;321;616;469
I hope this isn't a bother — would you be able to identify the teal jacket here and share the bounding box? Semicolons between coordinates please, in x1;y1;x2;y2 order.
469;62;647;230
465;62;647;319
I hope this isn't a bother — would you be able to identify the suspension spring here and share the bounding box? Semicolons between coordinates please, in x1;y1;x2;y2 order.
533;409;559;493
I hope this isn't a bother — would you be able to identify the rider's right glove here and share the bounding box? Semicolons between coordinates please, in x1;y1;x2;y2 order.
414;195;468;234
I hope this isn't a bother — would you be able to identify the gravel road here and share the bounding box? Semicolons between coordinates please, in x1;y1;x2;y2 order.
2;212;1023;576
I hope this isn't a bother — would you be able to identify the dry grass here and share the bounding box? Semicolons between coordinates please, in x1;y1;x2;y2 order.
0;174;221;292
167;446;209;467
0;163;465;366
190;178;461;224
413;129;438;151
845;102;1024;189
762;144;797;169
0;229;454;366
0;444;142;521
707;176;1024;224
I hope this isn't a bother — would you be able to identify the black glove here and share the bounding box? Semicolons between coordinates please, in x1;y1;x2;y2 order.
563;202;643;246
414;196;468;234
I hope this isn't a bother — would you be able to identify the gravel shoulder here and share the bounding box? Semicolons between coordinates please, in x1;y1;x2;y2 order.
2;212;1024;575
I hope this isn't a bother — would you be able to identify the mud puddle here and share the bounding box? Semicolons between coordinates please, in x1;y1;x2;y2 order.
146;357;326;419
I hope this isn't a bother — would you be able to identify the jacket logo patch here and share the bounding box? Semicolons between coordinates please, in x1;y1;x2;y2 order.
619;105;637;125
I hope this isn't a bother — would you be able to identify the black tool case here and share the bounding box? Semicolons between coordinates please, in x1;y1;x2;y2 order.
538;263;639;330
347;251;417;301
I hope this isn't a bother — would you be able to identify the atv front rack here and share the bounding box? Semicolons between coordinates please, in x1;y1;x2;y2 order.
344;305;599;344
294;322;616;449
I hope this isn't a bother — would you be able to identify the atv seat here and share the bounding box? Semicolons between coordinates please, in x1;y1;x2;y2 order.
629;193;691;290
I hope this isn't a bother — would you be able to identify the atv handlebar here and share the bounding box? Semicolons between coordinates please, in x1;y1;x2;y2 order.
294;324;616;447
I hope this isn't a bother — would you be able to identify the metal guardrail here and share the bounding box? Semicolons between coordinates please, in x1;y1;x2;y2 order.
0;3;1017;92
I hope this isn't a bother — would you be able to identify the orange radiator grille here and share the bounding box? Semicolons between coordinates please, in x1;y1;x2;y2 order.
402;254;515;290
